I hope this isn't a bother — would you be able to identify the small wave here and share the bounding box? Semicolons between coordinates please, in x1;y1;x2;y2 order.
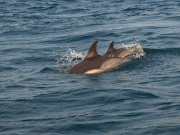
9;56;53;65
144;47;180;56
28;4;58;12
0;66;18;72
4;84;27;89
40;67;59;74
130;90;160;99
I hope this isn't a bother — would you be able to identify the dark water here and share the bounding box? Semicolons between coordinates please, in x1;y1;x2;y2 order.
0;0;180;134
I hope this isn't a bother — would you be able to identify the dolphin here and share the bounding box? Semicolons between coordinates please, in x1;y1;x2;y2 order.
104;41;141;58
66;41;127;74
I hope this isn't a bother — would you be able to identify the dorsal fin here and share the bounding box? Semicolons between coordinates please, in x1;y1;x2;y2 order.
85;40;99;59
105;41;115;53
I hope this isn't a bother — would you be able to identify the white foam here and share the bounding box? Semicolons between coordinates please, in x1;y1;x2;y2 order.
68;49;85;60
56;48;85;68
122;43;145;59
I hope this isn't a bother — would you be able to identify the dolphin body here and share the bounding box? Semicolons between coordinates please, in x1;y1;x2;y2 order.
104;41;140;58
66;41;127;74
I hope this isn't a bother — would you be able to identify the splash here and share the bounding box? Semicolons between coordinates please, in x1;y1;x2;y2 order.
122;42;145;60
56;48;85;69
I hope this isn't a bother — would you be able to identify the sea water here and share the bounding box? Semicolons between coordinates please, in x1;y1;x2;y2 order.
0;0;180;134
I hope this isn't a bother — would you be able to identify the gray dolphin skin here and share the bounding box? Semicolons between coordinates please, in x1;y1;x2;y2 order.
104;41;139;58
66;41;126;74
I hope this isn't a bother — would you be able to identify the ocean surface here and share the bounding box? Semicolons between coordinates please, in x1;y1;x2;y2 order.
0;0;180;134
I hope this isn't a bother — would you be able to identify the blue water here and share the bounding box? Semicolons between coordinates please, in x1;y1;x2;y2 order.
0;0;180;134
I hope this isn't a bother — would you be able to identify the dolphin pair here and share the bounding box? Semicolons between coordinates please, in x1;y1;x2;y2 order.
104;41;140;58
66;40;144;74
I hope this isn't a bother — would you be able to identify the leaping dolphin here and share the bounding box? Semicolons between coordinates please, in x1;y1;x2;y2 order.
104;41;141;58
66;41;127;74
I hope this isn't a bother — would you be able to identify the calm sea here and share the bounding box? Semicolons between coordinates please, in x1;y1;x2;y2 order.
0;0;180;134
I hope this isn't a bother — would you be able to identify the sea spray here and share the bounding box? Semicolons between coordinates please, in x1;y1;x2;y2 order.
56;48;85;70
122;43;145;59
